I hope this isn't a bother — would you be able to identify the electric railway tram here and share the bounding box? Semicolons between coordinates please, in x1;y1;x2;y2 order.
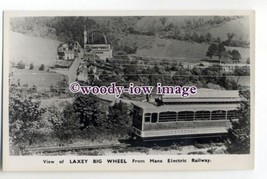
131;89;241;141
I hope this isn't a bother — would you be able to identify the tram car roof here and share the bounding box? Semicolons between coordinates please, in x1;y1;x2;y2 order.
132;89;241;112
157;88;241;103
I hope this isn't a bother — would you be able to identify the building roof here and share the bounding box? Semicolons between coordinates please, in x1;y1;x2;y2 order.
64;51;74;55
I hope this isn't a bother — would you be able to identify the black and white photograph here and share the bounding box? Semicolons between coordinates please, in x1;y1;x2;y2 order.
2;11;254;171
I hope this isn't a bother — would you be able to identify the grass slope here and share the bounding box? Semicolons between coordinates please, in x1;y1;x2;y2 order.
201;17;250;41
9;31;60;66
132;35;249;61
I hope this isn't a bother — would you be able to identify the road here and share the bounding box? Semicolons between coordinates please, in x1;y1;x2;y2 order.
97;94;139;105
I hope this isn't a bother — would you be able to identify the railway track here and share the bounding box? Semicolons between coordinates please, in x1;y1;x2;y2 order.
26;137;226;154
27;143;131;154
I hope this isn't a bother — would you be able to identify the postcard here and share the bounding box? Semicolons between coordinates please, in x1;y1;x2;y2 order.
2;10;254;171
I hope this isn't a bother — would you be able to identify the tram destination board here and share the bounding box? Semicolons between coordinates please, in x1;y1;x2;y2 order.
2;10;255;171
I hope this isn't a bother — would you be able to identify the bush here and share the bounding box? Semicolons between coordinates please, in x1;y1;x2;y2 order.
107;100;132;135
48;103;80;144
227;90;250;154
17;61;25;69
9;96;47;154
29;63;34;70
39;64;45;71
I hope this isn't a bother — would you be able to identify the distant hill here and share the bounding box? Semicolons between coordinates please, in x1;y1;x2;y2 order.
10;16;250;44
134;16;249;41
194;17;250;42
9;16;250;62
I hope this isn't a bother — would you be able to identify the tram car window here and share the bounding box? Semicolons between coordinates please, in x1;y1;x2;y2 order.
195;111;210;121
159;111;177;122
177;111;194;121
151;113;158;123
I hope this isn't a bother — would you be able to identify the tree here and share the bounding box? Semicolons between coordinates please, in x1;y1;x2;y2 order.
223;32;236;46
217;43;226;59
47;103;80;144
17;61;25;69
198;34;205;43
227;90;250;154
73;94;106;129
226;32;235;42
160;17;167;27
206;43;218;59
172;66;193;86
107;100;131;134
191;32;199;42
56;77;69;95
50;84;57;96
220;51;232;61
29;63;34;70
234;66;250;76
39;64;45;71
215;37;221;44
231;49;242;62
164;22;175;31
9;96;46;154
246;58;250;64
123;61;139;82
205;32;212;43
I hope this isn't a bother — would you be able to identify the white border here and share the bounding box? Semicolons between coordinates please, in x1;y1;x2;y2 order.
0;0;266;178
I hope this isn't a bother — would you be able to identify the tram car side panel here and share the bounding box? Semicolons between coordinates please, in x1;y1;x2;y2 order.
132;101;239;141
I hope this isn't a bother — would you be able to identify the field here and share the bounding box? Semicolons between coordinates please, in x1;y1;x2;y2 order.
131;34;250;62
135;35;209;61
12;68;66;89
9;31;60;66
9;31;66;90
135;16;250;42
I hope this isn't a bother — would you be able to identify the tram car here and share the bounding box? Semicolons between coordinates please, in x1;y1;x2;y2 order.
131;89;241;141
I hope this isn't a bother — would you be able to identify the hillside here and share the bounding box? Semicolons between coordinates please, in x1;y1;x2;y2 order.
124;34;249;61
135;35;209;61
9;31;60;66
10;16;250;44
9;16;250;62
195;17;250;42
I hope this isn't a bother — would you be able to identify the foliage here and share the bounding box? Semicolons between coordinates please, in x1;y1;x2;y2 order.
73;93;106;129
11;16;249;50
17;61;25;69
227;90;250;154
122;44;138;54
29;62;34;70
122;61;140;82
107;101;132;134
220;51;232;61
206;43;218;59
234;66;250;76
217;43;226;59
39;64;45;71
56;77;69;94
9;95;46;154
46;103;80;143
231;49;242;62
173;66;192;86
